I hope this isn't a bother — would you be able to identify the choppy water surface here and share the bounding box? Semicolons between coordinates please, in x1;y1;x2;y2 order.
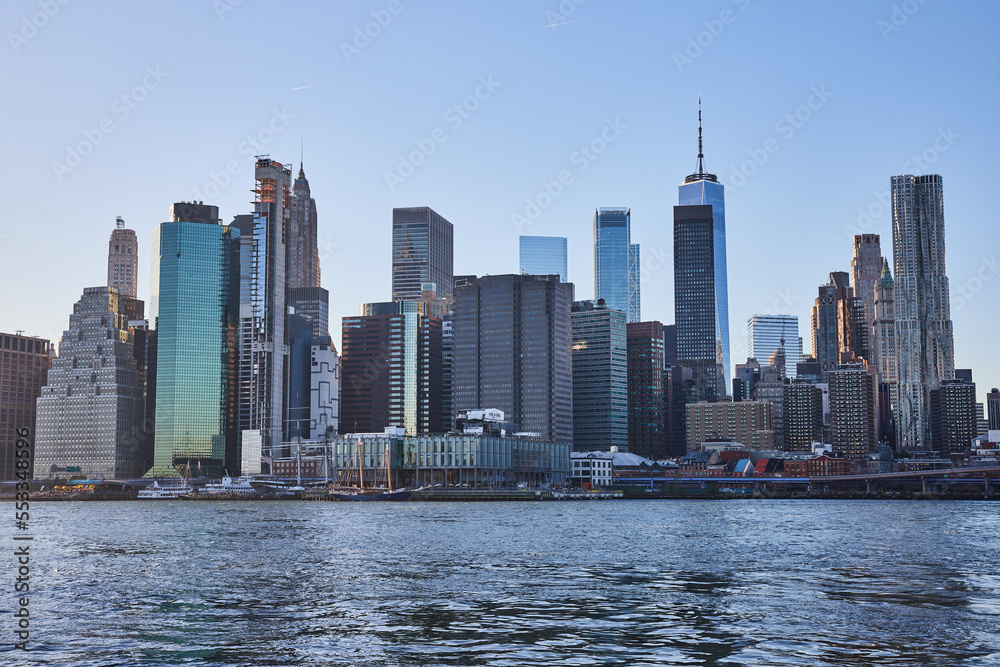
3;500;1000;666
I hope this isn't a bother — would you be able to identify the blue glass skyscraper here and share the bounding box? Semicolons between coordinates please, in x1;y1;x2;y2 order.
148;203;241;477
676;102;730;396
519;235;568;282
594;208;640;323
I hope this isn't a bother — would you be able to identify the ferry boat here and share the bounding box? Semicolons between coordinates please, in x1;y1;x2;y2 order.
200;475;257;496
137;480;191;499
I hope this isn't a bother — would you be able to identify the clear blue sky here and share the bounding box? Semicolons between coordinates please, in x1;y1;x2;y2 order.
3;0;998;403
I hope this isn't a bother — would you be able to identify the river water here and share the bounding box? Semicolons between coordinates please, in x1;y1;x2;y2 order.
3;500;1000;666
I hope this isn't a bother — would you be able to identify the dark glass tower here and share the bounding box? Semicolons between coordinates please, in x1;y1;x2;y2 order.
675;101;730;395
571;300;628;452
341;301;442;436
673;204;719;401
452;274;573;443
392;207;454;302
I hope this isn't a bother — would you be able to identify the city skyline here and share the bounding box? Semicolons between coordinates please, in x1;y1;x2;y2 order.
2;2;998;404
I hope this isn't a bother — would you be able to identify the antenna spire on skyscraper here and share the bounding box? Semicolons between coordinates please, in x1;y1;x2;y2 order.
684;98;717;183
697;96;705;176
299;135;304;177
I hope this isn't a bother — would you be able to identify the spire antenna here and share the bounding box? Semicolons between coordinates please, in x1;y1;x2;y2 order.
684;98;717;183
697;96;705;176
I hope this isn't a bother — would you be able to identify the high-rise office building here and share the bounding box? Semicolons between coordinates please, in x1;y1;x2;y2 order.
891;174;955;449
663;324;677;367
784;379;824;452
930;379;977;456
753;366;786;448
872;259;898;447
828;363;878;460
107;216;138;298
148;203;241;477
392;207;454;302
341;300;442;436
733;358;762;402
453;274;573;443
851;234;882;333
747;315;802;379
1;333;51;481
674;204;722;401
520;235;568;282
627;321;666;459
812;271;868;376
238;158;291;450
677;101;730;393
594;208;640;323
665;365;696;456
287;161;320;290
35;287;144;479
288;286;330;339
987;388;1000;431
284;313;314;442
571;300;628;452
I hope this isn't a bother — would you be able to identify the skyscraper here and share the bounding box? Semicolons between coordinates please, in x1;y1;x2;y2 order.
453;274;573;443
677;101;730;392
35;287;144;479
851;234;882;335
520;235;568;282
288;286;330;339
341;300;442;436
148;203;241;477
747;314;802;379
287;161;320;290
930;379;977;456
988;388;1000;431
107;216;138;298
392;207;454;302
239;158;291;450
673;204;721;401
891;174;955;449
627;321;667;459
784;379;824;452
571;300;628;452
1;332;51;481
872;259;898;446
828;363;878;460
811;271;868;376
593;208;640;323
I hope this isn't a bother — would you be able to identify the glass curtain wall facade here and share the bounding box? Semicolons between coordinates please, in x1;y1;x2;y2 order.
673;204;721;402
571;300;628;452
453;274;573;444
678;178;730;394
148;207;240;477
593;208;639;323
239;158;290;450
747;314;802;378
519;235;568;282
392;207;454;302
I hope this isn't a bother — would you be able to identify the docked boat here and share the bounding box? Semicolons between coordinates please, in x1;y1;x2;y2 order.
137;480;191;499
199;475;257;496
330;438;410;501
